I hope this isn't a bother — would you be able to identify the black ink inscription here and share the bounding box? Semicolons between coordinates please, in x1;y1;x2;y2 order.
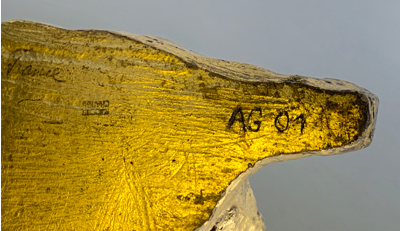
228;107;305;134
274;111;289;132
274;111;306;133
6;59;63;82
227;106;262;132
227;106;247;132
18;98;42;104
247;107;262;132
22;65;63;82
7;58;20;75
82;100;109;115
294;114;306;134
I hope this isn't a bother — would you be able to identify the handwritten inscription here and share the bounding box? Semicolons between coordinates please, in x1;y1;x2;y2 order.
274;112;306;133
6;58;64;82
82;100;109;115
227;106;306;134
274;111;289;132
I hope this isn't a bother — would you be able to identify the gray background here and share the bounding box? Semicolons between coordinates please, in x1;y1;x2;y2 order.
2;0;399;230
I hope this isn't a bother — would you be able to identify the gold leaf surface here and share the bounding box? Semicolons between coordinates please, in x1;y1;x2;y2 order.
1;20;376;231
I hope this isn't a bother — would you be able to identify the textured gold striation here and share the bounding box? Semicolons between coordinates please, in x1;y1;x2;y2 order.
2;21;368;230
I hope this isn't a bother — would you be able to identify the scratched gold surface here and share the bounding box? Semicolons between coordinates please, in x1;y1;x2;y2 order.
1;21;368;230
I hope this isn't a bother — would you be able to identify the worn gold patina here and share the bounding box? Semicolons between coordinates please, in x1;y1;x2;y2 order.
2;21;369;230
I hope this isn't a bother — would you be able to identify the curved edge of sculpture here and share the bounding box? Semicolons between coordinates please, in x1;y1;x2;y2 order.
114;30;379;152
1;20;379;231
113;28;379;230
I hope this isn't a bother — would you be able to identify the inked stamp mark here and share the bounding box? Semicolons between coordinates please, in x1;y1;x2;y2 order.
82;100;109;115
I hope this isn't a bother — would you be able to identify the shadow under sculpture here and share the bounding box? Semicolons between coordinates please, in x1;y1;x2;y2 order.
1;20;378;231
